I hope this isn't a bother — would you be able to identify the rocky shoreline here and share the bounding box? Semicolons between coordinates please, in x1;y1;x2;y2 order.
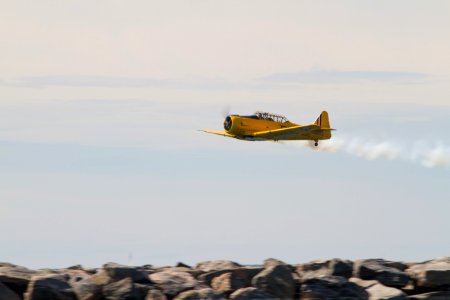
1;257;450;299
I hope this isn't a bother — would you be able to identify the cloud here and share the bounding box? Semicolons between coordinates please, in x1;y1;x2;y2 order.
1;75;181;89
259;70;429;85
0;69;430;89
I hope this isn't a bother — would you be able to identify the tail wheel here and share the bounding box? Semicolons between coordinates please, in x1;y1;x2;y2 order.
314;141;319;147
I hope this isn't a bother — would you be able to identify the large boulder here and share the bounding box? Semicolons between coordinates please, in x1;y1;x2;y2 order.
199;267;263;286
350;278;406;300
103;263;150;283
195;261;241;273
149;271;197;297
251;264;296;299
229;287;274;299
297;258;353;279
354;259;409;287
145;289;167;300
102;277;144;300
211;272;246;294
366;284;406;300
300;276;368;300
0;281;21;300
0;265;38;295
407;258;450;289
408;291;450;299
23;274;76;300
70;269;112;300
173;288;224;300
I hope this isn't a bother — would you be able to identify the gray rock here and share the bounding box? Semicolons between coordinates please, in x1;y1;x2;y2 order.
174;288;224;300
156;267;203;278
211;272;246;294
146;289;167;300
408;291;450;299
251;264;295;299
366;283;406;300
263;258;289;268
0;265;37;295
229;287;275;299
102;277;140;300
175;263;191;269
71;270;111;300
0;281;21;300
407;258;450;288
350;277;407;299
103;263;150;283
354;259;410;287
300;276;368;300
349;278;379;289
298;258;354;279
195;261;241;273
23;274;76;300
134;283;155;299
149;271;197;297
199;267;263;286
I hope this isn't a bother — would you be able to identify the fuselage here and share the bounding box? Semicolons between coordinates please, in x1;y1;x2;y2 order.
224;115;298;140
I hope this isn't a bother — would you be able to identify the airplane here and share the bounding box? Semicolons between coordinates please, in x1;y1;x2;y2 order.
201;111;334;146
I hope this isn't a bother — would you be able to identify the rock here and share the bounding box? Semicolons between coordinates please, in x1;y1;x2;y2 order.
350;277;407;299
349;277;379;289
199;267;263;286
174;288;224;300
62;269;92;287
102;278;141;300
134;283;155;299
103;263;150;283
149;271;197;297
71;270;111;300
408;291;450;299
23;274;76;300
211;272;246;294
176;263;191;269
0;265;38;295
366;283;406;300
263;258;288;268
251;264;295;299
195;261;241;273
298;258;353;279
300;276;368;300
156;267;203;278
229;287;274;299
146;289;167;300
354;259;410;287
407;258;450;288
66;265;84;271
0;281;21;300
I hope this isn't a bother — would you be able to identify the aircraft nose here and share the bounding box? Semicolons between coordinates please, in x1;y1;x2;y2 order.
224;116;232;131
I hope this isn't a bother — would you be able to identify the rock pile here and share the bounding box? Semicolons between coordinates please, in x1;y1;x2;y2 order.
1;257;450;299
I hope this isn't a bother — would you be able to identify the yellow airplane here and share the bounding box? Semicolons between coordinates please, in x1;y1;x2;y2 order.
201;111;334;146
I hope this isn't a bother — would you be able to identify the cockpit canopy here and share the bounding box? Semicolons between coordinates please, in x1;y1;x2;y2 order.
254;111;289;123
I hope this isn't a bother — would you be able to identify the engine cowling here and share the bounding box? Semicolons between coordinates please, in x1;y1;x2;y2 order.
224;116;232;131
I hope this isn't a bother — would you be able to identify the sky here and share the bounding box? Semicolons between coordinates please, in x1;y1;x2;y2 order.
1;0;449;269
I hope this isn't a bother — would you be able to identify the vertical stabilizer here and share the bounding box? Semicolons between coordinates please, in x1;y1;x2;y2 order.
314;111;331;129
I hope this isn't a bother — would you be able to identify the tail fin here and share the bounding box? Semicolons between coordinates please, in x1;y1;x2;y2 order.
314;111;331;129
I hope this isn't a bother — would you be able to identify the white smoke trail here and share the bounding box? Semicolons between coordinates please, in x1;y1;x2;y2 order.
295;138;450;169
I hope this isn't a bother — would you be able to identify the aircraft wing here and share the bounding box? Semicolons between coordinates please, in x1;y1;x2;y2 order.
200;130;236;138
252;124;327;140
